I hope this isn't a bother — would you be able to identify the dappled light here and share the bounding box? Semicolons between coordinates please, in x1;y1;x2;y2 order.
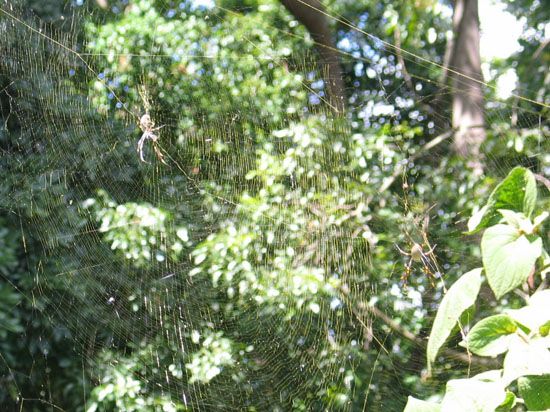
0;0;548;411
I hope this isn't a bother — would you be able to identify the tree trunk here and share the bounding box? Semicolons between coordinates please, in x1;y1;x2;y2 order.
449;0;485;174
280;0;346;113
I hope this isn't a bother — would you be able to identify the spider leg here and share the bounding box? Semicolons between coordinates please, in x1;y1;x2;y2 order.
424;244;437;256
137;136;143;155
395;244;411;256
148;132;159;143
422;262;437;287
137;132;149;163
152;142;167;165
400;258;413;288
420;251;436;272
415;251;440;287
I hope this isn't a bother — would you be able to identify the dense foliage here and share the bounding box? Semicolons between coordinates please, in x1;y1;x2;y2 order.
407;167;550;411
0;0;548;411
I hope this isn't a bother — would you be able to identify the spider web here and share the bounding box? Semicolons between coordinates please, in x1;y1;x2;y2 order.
0;0;548;411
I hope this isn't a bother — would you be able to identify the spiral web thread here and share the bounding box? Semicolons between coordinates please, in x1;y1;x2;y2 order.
0;0;547;410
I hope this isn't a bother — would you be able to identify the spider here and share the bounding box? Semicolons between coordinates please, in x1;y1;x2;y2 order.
395;241;438;287
136;85;167;164
137;113;166;164
395;194;443;287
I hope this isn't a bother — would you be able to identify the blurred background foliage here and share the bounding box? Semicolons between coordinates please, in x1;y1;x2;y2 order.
0;0;548;411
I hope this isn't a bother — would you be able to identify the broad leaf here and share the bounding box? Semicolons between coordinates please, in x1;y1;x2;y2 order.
481;224;542;299
472;369;503;382
440;378;506;412
502;335;550;384
497;210;533;234
495;391;516;411
468;205;488;233
507;289;550;333
427;268;482;374
403;396;441;412
468;167;537;233
464;314;517;357
533;211;549;229
541;249;550;279
518;375;550;411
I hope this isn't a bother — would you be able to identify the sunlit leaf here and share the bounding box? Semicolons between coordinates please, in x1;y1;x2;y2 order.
495;391;516;411
502;335;550;384
403;396;441;412
463;314;517;357
440;378;506;412
506;289;550;333
481;224;542;299
468;167;537;232
427;268;482;374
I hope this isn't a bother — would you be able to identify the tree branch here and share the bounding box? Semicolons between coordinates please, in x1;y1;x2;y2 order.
339;284;499;369
366;302;499;368
280;0;346;113
393;26;414;93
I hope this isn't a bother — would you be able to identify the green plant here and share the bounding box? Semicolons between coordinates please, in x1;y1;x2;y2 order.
405;166;550;412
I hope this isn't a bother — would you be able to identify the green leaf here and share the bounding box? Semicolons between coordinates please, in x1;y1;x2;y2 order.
507;289;550;333
502;335;550;384
540;321;550;337
472;369;503;382
441;378;507;412
403;396;441;412
481;224;542;299
533;211;549;230
497;210;533;234
465;314;517;357
468;205;489;233
495;391;516;411
541;249;550;280
518;375;550;411
427;268;482;374
468;167;537;233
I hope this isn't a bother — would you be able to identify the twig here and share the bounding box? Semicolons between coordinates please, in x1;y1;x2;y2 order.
533;38;550;60
366;303;499;368
339;285;498;369
394;26;414;92
535;173;550;191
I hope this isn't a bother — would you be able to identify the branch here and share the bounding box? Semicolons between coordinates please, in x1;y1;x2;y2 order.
535;173;550;191
280;0;346;113
533;38;550;60
366;303;499;368
339;285;499;369
393;26;414;93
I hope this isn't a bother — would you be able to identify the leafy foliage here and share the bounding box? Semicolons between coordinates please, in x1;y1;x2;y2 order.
407;167;550;412
426;268;481;374
0;0;548;411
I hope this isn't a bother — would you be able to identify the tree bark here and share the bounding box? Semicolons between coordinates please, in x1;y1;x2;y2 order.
280;0;346;113
449;0;486;174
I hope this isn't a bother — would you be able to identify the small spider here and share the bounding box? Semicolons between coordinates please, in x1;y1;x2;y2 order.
137;113;167;164
395;242;438;287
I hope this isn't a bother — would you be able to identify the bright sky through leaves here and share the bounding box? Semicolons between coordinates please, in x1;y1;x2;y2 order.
479;0;523;99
